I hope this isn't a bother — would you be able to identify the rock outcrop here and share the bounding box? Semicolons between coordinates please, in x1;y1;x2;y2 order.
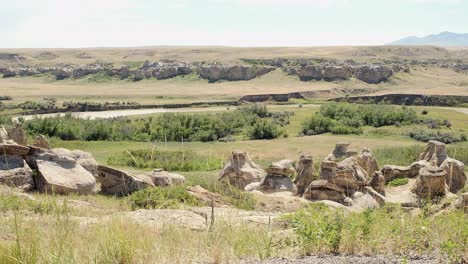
355;65;393;84
356;148;379;177
381;161;428;182
149;169;185;187
333;157;369;194
412;166;447;198
255;160;297;194
418;140;448;166
97;165;152;196
294;154;314;196
33;135;50;149
369;171;385;195
440;158;466;193
219;151;265;189
0;151;34;191
198;65;274;82
5;123;27;145
303;180;345;203
332;142;351;159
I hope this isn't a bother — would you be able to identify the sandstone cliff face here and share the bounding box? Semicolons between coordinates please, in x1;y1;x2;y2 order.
197;64;274;82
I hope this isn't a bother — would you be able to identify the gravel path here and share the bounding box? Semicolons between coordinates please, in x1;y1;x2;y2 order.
240;255;441;264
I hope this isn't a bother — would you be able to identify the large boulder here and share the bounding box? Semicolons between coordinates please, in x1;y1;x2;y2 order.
298;65;323;81
322;65;351;81
35;158;96;195
219;151;265;189
320;157;338;182
294;154;314;196
440;158;466;193
333;157;369;194
303;180;345;203
418;140;447;166
0;155;34;191
97;165;152;196
6;123;27;145
49;148;98;176
355;65;393;84
356;148;379;177
412;166;447;198
149;169;185;187
257;160;297;194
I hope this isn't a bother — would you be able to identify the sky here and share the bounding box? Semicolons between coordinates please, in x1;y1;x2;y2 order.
1;0;467;48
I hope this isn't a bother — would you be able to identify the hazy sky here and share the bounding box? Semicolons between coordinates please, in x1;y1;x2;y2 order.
1;0;467;48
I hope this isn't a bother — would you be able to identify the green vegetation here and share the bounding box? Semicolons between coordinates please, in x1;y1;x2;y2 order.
285;204;467;261
386;178;409;187
23;104;289;142
128;186;201;209
409;130;467;144
0;193;70;215
0;96;12;101
107;149;222;171
302;103;417;135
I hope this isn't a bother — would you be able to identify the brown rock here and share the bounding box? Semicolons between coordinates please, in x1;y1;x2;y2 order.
333;157;369;194
332;142;350;159
303;180;345;203
320;157;337;182
187;185;227;207
412;166;447;198
0;155;34;191
33;135;49;149
418;140;448;166
266;159;296;178
258;174;297;194
6;123;27;145
356;148;379;177
149;169;185;187
369;171;385;195
440;158;466;193
294;154;314;196
219;151;265;189
97;165;152;196
381;161;428;182
0;144;30;156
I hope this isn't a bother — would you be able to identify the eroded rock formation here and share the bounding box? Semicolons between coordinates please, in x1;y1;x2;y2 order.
219;151;265;189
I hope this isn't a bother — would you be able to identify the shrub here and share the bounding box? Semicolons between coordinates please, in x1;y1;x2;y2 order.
386;178;409;187
409;130;467;144
248;119;282;139
302;115;333;135
127;186;200;209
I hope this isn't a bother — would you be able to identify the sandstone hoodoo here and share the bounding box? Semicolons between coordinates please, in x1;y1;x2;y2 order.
356;148;379;178
332;157;369;195
440;158;466;193
97;165;152;196
412;166;447;198
332;142;352;159
381;162;426;182
149;169;186;187
219;150;265;189
294;154;314;196
256;160;297;194
418;140;448;166
303;179;345;203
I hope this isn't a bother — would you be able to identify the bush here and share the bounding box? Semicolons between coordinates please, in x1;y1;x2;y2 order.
386;178;409;187
248;119;282;139
127;186;200;209
409;130;467;144
107;149;222;171
302;115;333;135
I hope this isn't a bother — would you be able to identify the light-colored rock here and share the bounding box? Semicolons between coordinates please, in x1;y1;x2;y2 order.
266;159;296;178
150;169;185;187
6;123;27;145
0;126;10;143
356;148;379;177
333;157;369;194
303;179;345;203
412;166;447;198
0;144;30;156
258;175;297;194
35;159;96;194
0;155;34;191
97;165;152;196
381;161;428;182
440;157;466;193
418;140;448;166
33;135;49;149
219;151;265;189
294;154;314;196
186;185;227;207
320;157;337;182
363;186;386;206
385;178;420;207
355;65;393;84
369;171;385;195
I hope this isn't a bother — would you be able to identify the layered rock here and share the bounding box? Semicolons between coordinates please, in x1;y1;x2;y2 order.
219;150;265;189
356;148;379;177
33;135;50;149
256;160;297;194
412;166;447;198
355;65;393;84
333;157;369;194
418;140;448;166
0;152;34;191
303;180;345;203
381;161;428;182
5;123;27;145
198;65;274;82
332;142;351;159
149;169;185;187
440;158;466;193
97;165;152;196
294;154;314;196
369;171;385;195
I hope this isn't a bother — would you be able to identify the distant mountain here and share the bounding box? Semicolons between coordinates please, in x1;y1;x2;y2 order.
388;32;468;46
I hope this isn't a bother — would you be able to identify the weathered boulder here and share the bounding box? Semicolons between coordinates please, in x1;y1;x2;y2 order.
266;159;296;179
412;166;447;198
381;161;429;182
418;140;447;166
49;148;98;176
0;155;34;191
149;169;185;187
356;148;379;177
333;157;369;194
294;154;314;196
97;165;152;196
0;126;9;143
258;174;297;194
369;171;385;195
440;158;466;193
219;150;265;189
320;157;338;182
303;180;345;203
35;158;96;195
0;144;30;156
332;142;351;159
6;123;27;145
355;65;393;84
33;135;50;149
